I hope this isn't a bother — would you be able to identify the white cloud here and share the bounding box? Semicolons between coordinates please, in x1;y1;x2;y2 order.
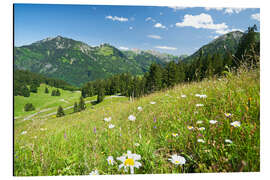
119;46;129;50
205;7;246;14
154;23;166;29
251;13;260;21
147;35;162;39
215;28;243;35
175;13;228;31
224;8;245;14
168;6;187;11
145;17;156;22
155;46;177;50
105;15;128;22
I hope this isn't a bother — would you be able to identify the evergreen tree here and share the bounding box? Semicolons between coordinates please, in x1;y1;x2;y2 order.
56;106;65;117
51;90;56;96
164;61;179;87
45;87;49;94
78;96;86;111
97;87;105;103
73;102;78;113
21;85;30;97
24;103;35;111
55;89;61;96
30;84;38;93
146;63;163;93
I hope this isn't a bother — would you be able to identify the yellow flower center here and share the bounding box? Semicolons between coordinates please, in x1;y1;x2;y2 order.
124;158;135;166
109;160;112;164
175;160;180;164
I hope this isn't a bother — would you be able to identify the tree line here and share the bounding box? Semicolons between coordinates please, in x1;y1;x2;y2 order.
81;25;260;101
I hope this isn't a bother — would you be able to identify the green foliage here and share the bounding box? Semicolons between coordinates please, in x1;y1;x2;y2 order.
30;84;38;93
78;96;86;111
73;102;78;113
24;103;35;112
97;87;105;103
45;87;49;94
56;106;65;117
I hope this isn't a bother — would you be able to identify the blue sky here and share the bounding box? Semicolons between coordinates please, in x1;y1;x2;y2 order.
14;4;260;55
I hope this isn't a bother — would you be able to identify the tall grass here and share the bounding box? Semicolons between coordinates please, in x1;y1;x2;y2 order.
14;65;260;175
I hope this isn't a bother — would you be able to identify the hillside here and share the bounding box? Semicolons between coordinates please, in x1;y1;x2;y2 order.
183;31;260;62
14;36;177;87
14;66;260;175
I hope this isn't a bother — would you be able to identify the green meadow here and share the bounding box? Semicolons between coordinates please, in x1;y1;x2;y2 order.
14;66;260;175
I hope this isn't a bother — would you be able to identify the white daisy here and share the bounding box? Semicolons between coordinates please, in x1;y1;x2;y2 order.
117;150;142;174
200;94;207;98
150;101;156;104
196;120;203;124
107;156;115;165
128;115;136;121
187;126;194;130
108;124;115;129
104;117;112;122
134;143;140;147
225;139;233;144
89;169;99;175
198;127;205;131
137;106;143;111
181;94;187;98
172;133;179;137
168;154;186;165
209;120;218;124
230;121;241;127
197;139;205;143
21;131;27;135
224;113;232;118
196;104;204;107
195;94;201;97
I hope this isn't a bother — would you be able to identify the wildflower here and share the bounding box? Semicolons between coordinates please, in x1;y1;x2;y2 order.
187;126;194;130
40;128;47;131
104;117;112;122
21;131;27;135
150;101;156;104
137;106;143;111
197;139;205;143
172;133;179;137
225;139;233;144
195;94;201;97
209;120;218;124
93;127;96;134
153;117;157;123
200;94;207;98
224;113;232;118
134;143;140;147
109;124;115;129
194;111;198;114
198;127;205;131
107;156;115;165
196;104;204;107
117;150;142;174
153;126;157;129
89;169;99;175
181;94;187;98
196;120;203;124
230;121;241;128
168;154;186;165
128;115;136;121
64;131;67;139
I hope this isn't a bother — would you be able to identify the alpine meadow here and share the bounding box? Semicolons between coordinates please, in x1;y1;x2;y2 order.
14;4;260;176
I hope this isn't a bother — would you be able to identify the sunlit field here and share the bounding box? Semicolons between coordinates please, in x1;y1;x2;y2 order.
14;66;260;175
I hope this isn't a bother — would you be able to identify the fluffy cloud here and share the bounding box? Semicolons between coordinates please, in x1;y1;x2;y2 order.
215;28;243;35
168;6;187;11
155;46;177;50
145;17;156;22
154;23;166;29
251;13;260;21
105;16;128;22
147;35;162;39
205;7;246;14
119;46;129;50
175;13;228;30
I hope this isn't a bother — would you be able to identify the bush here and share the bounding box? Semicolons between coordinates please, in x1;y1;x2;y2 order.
24;103;35;111
56;106;65;117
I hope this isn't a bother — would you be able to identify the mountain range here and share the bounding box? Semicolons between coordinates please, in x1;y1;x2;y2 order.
14;31;258;87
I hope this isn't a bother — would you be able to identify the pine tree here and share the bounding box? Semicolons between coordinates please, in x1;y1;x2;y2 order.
24;103;35;111
51;90;56;96
73;102;78;113
146;63;163;93
30;84;38;93
21;85;30;97
56;106;65;117
55;89;61;96
97;87;105;103
45;87;49;94
78;96;86;111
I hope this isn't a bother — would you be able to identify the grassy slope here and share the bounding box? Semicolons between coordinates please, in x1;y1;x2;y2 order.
14;67;260;175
